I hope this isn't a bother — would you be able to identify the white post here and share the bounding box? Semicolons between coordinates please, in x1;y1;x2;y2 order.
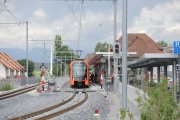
50;46;53;76
108;45;111;78
26;21;29;84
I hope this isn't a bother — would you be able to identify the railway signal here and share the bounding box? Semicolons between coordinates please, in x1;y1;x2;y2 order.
113;40;121;58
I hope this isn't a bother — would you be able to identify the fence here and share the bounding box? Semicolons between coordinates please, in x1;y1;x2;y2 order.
0;77;41;91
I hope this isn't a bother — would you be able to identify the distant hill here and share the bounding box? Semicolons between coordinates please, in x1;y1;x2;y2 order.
0;48;50;63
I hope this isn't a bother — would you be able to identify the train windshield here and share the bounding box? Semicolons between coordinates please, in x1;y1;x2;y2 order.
72;62;87;80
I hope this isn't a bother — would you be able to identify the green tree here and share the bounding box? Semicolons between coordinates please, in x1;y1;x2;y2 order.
53;34;77;76
94;42;112;52
157;40;168;47
17;58;35;77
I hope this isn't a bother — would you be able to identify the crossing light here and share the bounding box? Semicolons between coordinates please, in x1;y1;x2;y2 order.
113;40;121;58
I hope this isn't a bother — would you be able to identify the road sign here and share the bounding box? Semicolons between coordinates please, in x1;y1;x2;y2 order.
173;41;180;54
53;58;57;62
174;41;180;101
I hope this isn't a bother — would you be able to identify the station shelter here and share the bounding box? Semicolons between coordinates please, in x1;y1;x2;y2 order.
85;33;178;93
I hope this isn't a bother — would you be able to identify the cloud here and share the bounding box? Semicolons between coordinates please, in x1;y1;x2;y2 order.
34;8;47;19
128;0;180;45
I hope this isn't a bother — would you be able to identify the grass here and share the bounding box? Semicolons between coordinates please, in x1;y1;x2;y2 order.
0;82;13;91
33;70;41;77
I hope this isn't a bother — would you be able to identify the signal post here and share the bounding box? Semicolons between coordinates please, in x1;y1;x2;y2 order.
41;66;45;91
113;40;120;93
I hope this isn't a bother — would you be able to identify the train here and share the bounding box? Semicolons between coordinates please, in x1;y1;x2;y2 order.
69;59;90;87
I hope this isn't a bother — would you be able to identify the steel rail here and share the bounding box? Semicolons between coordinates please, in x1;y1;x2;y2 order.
0;84;38;100
9;89;77;120
0;80;50;100
0;84;38;97
35;89;88;120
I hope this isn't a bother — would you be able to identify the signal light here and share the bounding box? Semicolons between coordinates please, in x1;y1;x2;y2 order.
113;40;121;58
115;44;119;53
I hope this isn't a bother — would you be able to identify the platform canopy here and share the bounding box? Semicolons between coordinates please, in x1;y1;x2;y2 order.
127;53;178;69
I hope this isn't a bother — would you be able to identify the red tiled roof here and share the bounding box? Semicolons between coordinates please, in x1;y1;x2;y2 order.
0;53;18;70
4;53;24;70
118;33;163;57
0;52;24;71
0;57;12;69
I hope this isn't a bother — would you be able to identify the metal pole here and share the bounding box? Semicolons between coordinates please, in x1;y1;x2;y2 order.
65;55;66;76
71;53;72;62
122;0;128;110
108;45;110;78
44;43;45;65
173;60;177;100
57;57;58;77
50;46;52;76
26;21;29;85
61;56;62;77
113;0;118;93
178;54;180;101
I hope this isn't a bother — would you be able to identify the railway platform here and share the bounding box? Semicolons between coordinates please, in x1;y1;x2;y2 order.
91;81;141;120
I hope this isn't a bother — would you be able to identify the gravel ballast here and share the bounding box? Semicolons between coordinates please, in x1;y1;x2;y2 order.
0;82;111;120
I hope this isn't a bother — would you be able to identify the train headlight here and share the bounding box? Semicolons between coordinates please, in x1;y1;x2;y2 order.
85;78;86;80
73;78;74;80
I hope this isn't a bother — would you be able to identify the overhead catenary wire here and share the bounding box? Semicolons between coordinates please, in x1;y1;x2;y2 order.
0;24;46;63
82;2;113;53
87;2;113;39
0;2;51;63
0;24;25;46
1;0;117;60
29;23;40;40
65;1;80;25
0;2;22;24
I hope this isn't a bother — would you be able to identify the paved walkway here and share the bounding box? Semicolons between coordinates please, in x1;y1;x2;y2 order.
91;82;141;120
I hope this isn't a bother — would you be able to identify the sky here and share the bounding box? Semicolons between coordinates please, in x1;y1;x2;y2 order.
0;0;179;61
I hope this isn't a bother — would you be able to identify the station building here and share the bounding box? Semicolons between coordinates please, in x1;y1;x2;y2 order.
85;33;177;85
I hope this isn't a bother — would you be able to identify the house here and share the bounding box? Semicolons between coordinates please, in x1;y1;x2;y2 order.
0;52;25;80
118;33;163;58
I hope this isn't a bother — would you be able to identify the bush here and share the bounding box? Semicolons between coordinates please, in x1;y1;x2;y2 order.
135;78;180;120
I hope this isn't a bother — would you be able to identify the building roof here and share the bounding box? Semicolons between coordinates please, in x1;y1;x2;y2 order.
86;33;165;66
4;53;24;70
118;33;163;57
0;52;24;71
127;53;178;69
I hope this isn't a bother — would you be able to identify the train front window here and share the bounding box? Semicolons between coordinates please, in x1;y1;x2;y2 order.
72;62;87;80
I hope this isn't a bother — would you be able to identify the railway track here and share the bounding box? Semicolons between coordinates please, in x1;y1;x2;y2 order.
0;78;57;100
0;84;38;100
9;88;88;120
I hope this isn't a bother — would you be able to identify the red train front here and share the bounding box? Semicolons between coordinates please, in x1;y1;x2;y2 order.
69;59;90;87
